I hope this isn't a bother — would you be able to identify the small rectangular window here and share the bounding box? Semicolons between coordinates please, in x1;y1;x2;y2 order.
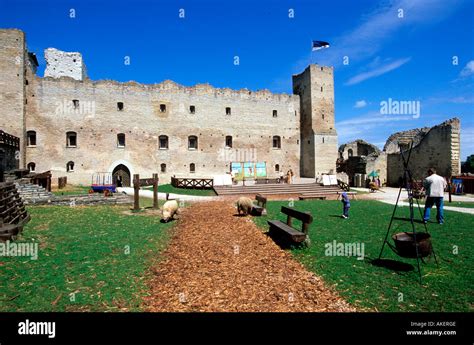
225;136;232;148
117;102;124;111
273;110;278;117
272;136;281;149
72;99;79;109
66;132;77;147
188;136;198;150
117;133;126;147
225;107;231;115
159;136;169;149
190;105;195;114
27;131;36;146
160;104;166;112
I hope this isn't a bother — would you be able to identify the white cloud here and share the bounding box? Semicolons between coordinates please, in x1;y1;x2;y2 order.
345;57;411;85
460;60;474;78
336;111;416;146
302;0;465;69
354;100;367;108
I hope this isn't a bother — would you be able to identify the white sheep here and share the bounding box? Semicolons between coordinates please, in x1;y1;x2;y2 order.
161;199;179;222
236;197;253;216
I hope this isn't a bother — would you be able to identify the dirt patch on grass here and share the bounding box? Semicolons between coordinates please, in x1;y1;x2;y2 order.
143;201;356;312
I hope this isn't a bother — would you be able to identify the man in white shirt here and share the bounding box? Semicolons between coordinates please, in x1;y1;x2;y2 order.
423;168;447;224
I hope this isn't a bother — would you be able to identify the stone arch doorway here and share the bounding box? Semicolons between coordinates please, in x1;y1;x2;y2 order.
112;164;131;187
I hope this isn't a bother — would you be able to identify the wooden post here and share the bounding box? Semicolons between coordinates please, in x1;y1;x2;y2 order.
133;174;140;211
153;173;159;209
47;175;51;192
448;177;452;203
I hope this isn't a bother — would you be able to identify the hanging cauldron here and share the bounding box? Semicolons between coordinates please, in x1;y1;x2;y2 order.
391;232;432;258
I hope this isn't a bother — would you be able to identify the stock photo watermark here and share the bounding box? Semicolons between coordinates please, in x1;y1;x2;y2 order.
324;240;365;261
380;98;420;119
0;240;38;260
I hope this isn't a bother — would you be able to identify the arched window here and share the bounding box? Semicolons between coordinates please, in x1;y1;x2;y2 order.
273;110;278;118
272;136;281;149
67;161;75;172
66;131;77;147
189;163;195;173
160;163;166;173
225;136;232;148
159;135;169;149
27;130;36;146
348;149;353;157
188;136;198;150
117;133;126;147
275;164;280;172
27;162;36;172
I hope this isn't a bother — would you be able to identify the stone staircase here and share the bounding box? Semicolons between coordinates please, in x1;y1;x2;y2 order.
14;180;53;202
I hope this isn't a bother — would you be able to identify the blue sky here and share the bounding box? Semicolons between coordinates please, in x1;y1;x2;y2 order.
1;0;473;159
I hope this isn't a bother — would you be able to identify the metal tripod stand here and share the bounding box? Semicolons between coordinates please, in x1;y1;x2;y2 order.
378;141;438;284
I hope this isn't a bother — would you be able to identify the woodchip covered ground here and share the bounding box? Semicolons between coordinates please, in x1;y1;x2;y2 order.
143;200;356;312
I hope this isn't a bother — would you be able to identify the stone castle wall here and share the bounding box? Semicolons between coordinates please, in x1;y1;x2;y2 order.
387;118;461;185
0;29;339;186
25;76;302;185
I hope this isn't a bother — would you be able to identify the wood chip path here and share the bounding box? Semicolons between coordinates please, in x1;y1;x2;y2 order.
143;201;356;312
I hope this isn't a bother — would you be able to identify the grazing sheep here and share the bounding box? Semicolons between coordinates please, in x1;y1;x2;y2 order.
236;197;253;216
161;199;179;222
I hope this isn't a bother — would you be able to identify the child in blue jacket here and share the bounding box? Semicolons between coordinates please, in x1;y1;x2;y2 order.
341;192;350;219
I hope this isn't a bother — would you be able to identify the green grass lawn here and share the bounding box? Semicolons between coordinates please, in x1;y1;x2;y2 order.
52;185;91;196
144;183;216;196
0;204;174;312
253;200;474;312
445;201;474;208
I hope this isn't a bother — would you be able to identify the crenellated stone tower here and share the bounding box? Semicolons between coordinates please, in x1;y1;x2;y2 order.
293;64;338;178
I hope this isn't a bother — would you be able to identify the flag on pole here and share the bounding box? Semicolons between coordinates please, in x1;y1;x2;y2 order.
312;40;330;51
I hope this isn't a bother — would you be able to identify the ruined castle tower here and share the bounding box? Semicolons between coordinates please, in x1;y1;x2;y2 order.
44;48;87;81
0;29;38;168
293;64;338;178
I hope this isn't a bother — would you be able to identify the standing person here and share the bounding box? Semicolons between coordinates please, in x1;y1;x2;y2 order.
423;168;447;224
341;191;350;219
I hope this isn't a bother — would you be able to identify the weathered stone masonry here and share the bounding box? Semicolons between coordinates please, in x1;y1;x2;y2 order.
0;29;338;185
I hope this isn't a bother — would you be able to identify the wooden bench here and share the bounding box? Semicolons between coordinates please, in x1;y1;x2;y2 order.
336;191;357;200
267;206;313;246
251;194;267;216
299;194;327;200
